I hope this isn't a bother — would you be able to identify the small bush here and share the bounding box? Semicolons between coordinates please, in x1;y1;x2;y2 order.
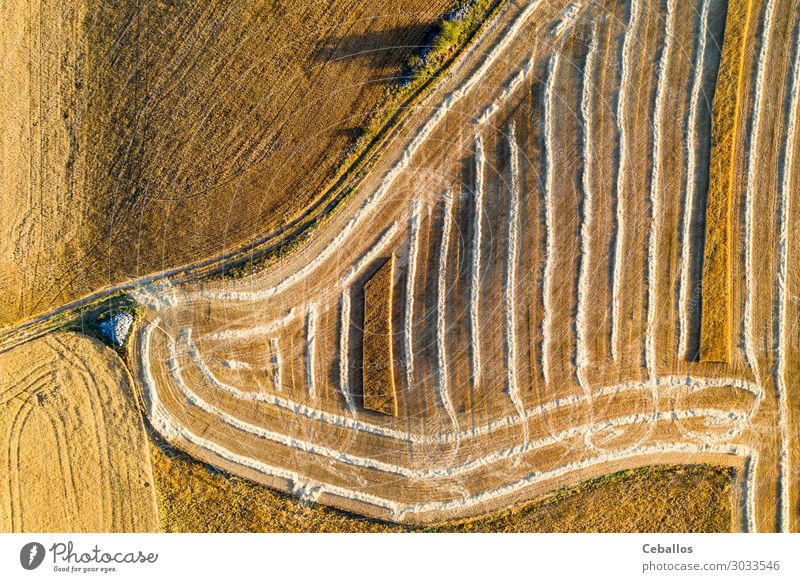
404;0;492;84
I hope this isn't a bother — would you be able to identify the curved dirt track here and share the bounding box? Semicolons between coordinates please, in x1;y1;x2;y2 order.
0;333;157;532
126;0;800;529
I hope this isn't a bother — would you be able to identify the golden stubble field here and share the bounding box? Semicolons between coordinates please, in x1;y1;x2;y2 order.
0;0;452;328
0;333;157;532
150;448;734;532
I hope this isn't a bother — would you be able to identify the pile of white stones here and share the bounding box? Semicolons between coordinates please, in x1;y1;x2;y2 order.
98;312;134;347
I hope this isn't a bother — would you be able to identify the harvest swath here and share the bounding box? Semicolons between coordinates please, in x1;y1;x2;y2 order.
699;0;754;363
3;0;799;532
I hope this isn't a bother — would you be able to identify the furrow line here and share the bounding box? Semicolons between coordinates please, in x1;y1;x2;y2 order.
774;15;800;533
306;303;318;400
404;201;422;391
577;22;599;392
339;291;355;411
437;190;460;438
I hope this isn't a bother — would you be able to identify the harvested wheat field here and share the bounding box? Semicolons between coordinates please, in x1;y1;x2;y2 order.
0;333;157;532
0;0;453;328
2;0;800;534
124;0;800;531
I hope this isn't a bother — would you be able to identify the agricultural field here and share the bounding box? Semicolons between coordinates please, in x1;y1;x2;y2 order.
0;0;452;328
0;334;157;532
2;0;800;534
150;448;735;532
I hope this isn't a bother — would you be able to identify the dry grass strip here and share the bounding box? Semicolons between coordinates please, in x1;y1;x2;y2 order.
362;256;397;416
700;0;755;362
